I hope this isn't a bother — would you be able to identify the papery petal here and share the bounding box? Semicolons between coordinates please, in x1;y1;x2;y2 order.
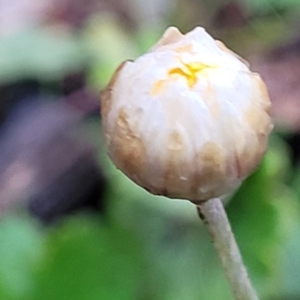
101;27;273;201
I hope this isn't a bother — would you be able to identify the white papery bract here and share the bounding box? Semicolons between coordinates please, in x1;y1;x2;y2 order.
101;27;273;202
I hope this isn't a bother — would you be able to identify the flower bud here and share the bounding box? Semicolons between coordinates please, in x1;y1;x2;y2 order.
101;27;273;202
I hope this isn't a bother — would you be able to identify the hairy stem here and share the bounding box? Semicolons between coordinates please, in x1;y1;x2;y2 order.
197;198;258;300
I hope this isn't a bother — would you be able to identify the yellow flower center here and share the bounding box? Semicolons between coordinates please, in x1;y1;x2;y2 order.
151;61;212;96
168;62;208;88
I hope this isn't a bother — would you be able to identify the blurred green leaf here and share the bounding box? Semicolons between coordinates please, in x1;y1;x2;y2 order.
130;204;233;300
0;215;44;300
280;215;300;298
82;14;138;89
134;27;164;53
30;215;148;300
0;29;88;83
249;0;300;13
228;161;279;294
0;212;156;300
227;134;296;298
264;134;292;181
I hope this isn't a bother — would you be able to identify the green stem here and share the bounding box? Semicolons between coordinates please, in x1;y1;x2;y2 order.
197;198;258;300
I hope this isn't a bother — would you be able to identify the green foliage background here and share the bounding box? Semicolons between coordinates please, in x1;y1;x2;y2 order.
1;134;299;299
1;0;300;299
